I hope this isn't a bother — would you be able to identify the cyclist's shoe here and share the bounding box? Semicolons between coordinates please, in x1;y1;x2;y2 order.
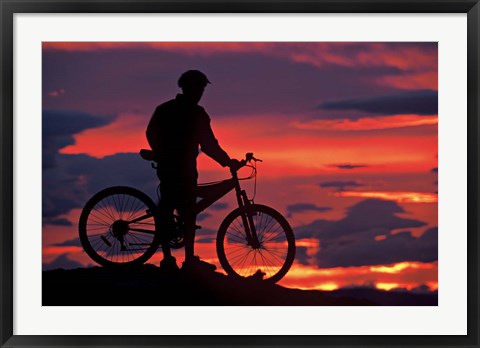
182;256;217;273
160;256;179;273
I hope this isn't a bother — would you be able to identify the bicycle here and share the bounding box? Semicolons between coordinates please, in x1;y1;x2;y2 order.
79;151;296;283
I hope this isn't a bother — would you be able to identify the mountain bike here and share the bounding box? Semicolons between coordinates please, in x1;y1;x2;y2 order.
79;151;296;283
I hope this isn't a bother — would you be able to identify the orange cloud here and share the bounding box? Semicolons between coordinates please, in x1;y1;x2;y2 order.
376;71;438;90
335;191;438;203
370;262;423;274
59;111;437;179
60;112;150;158
278;261;438;291
292;115;438;131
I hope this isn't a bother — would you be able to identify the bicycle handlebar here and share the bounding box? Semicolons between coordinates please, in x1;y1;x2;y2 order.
230;153;262;174
245;152;262;163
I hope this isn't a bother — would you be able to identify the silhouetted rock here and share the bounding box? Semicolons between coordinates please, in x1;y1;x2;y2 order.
42;265;372;306
42;265;437;306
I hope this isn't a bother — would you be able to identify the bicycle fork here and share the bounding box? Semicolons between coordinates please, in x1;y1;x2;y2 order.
236;189;261;249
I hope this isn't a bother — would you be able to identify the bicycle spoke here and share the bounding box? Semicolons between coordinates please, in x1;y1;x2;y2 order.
260;248;286;267
126;197;143;221
89;210;114;227
262;230;287;243
225;231;247;244
235;249;254;276
101;196;118;221
257;251;276;276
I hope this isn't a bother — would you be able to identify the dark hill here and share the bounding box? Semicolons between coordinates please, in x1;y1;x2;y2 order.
42;265;436;306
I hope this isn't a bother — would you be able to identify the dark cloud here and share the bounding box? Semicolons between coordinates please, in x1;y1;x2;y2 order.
332;285;437;305
42;254;85;271
317;89;438;118
43;218;73;226
196;236;216;244
42;110;121;221
62;153;158;194
286;203;332;216
195;227;218;244
210;202;229;211
294;246;311;266
294;199;434;268
319;180;364;192
333;164;368;170
53;238;82;247
43;109;113;137
42;110;114;169
197;212;212;221
43;168;90;220
407;284;438;294
43;152;158;224
42;47;403;119
314;228;437;268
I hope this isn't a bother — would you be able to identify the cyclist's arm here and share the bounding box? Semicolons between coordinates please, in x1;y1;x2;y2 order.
198;111;231;167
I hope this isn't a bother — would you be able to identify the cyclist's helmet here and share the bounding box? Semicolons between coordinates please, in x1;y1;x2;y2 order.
178;70;211;88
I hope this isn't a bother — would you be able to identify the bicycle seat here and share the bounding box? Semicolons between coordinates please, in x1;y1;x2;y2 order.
139;149;157;162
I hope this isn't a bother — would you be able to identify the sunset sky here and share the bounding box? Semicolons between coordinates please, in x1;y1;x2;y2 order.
42;42;438;294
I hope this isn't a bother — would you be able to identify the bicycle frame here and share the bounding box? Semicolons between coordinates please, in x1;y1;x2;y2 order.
125;169;254;238
194;169;260;248
137;149;261;247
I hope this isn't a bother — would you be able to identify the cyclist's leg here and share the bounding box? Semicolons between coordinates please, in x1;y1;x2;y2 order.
158;176;178;260
179;183;216;271
178;184;197;263
157;199;174;259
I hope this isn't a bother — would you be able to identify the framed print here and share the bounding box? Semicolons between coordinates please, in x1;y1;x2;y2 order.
1;0;479;347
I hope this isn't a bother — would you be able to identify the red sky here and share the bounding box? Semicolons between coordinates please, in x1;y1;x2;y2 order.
42;42;438;293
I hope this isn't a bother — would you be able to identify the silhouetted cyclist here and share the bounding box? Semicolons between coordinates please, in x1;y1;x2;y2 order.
146;70;240;272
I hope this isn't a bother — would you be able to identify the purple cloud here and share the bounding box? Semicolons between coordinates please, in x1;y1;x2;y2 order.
294;199;434;268
319;180;364;192
53;238;81;247
332;164;368;170
317;89;438;119
210;202;229;211
287;203;332;216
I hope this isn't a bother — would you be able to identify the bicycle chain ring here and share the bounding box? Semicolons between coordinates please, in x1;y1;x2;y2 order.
168;226;185;249
169;235;185;249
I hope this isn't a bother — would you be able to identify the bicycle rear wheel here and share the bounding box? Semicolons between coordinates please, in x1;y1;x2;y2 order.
79;186;161;266
216;204;295;283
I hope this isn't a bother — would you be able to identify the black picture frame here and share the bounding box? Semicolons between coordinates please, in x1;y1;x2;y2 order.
1;1;479;347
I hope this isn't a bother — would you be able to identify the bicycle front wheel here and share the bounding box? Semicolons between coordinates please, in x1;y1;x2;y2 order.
79;186;161;267
216;204;295;283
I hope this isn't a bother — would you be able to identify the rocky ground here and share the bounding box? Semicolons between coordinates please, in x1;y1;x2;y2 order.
42;265;437;306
